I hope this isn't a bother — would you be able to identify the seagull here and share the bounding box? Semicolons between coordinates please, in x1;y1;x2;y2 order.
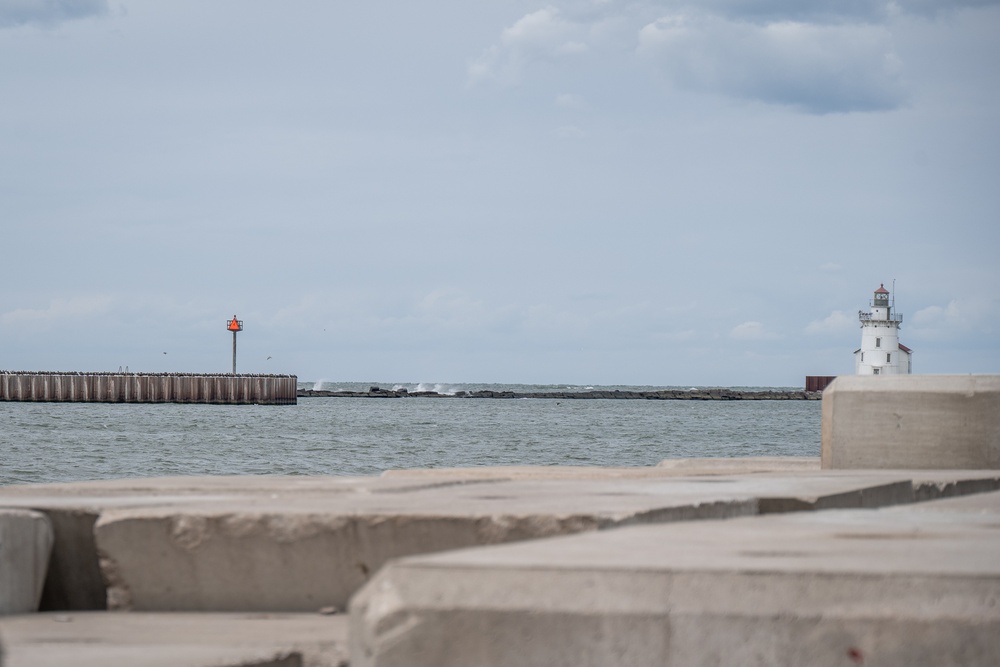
162;352;167;355
266;356;272;360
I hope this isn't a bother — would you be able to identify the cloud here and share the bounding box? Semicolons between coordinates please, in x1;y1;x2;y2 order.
555;125;586;139
908;297;999;341
891;0;1000;18
805;310;855;335
555;92;586;108
638;15;906;113
729;320;780;340
910;299;972;335
468;7;588;86
0;0;109;28
653;0;1000;23
1;296;113;329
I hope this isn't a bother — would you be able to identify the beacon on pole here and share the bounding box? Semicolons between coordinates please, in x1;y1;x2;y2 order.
227;315;243;374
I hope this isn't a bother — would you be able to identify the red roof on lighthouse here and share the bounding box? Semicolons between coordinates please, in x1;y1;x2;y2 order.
875;284;889;294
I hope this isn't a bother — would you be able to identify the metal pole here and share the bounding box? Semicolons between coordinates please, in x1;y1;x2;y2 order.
232;330;237;374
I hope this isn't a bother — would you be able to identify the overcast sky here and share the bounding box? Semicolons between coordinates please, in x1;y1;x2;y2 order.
1;0;998;387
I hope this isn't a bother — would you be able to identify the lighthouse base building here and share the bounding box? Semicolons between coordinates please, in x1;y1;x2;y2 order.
854;283;912;375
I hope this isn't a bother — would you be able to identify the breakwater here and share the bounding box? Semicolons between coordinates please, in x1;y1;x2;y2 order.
0;371;297;404
300;386;821;400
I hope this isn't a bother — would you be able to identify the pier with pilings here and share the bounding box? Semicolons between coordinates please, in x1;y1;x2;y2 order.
0;371;297;405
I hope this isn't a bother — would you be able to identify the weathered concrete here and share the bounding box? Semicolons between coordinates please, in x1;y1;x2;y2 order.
89;477;761;612
822;374;1000;469
349;491;1000;667
381;457;823;481
0;509;53;615
3;469;998;614
0;611;348;667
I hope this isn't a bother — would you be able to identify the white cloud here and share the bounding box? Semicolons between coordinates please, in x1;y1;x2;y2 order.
908;297;999;341
555;125;586;139
0;0;108;28
555;92;586;108
1;296;113;329
467;7;589;86
638;15;906;113
729;320;780;340
911;299;972;332
805;310;855;335
654;0;1000;23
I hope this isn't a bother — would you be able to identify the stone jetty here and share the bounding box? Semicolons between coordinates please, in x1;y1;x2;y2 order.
301;386;821;400
0;375;997;666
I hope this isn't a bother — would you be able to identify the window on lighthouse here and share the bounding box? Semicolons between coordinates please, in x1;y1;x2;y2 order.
887;353;891;363
876;337;881;348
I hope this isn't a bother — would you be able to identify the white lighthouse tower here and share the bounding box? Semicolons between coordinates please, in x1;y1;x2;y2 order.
854;283;912;375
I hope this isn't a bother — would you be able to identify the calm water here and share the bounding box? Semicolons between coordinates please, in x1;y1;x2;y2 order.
0;384;820;486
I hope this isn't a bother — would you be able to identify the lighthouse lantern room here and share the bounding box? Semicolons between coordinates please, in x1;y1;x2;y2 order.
855;283;912;375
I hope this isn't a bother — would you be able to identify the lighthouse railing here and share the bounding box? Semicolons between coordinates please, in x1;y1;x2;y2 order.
858;310;903;323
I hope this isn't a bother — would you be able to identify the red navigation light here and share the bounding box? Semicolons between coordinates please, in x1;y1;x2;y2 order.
227;316;243;332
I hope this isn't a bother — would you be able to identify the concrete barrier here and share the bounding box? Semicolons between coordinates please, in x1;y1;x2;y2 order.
90;478;761;612
0;611;348;667
3;469;998;615
349;491;1000;667
822;375;1000;469
0;510;53;615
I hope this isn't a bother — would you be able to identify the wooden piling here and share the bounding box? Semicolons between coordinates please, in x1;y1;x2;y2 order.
0;372;297;405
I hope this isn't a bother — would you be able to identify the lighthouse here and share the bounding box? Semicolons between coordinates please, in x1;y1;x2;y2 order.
854;283;912;375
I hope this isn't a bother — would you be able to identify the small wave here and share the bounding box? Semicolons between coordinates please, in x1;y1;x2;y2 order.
397;382;462;396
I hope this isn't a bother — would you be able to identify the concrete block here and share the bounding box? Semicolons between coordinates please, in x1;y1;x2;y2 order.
822;374;1000;469
0;509;53;615
349;498;1000;667
6;470;1000;614
382;457;823;481
0;611;348;667
92;480;761;612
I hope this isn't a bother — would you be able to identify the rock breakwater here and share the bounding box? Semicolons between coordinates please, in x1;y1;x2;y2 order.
299;387;820;400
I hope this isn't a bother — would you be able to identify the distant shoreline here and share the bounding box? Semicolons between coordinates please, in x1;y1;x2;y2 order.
299;387;821;400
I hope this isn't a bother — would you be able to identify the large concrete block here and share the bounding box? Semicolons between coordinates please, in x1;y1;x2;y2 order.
349;492;1000;667
822;374;1000;469
6;470;1000;614
0;509;53;614
92;480;760;612
0;611;348;667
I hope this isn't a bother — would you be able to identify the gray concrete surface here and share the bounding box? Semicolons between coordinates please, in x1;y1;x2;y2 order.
3;469;998;613
350;491;1000;667
0;509;53;615
382;457;823;480
0;611;347;667
91;471;997;612
822;374;1000;469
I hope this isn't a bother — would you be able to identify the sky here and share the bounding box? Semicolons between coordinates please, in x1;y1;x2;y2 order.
1;0;998;387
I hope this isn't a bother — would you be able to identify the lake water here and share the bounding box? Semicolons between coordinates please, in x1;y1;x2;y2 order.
0;384;820;486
